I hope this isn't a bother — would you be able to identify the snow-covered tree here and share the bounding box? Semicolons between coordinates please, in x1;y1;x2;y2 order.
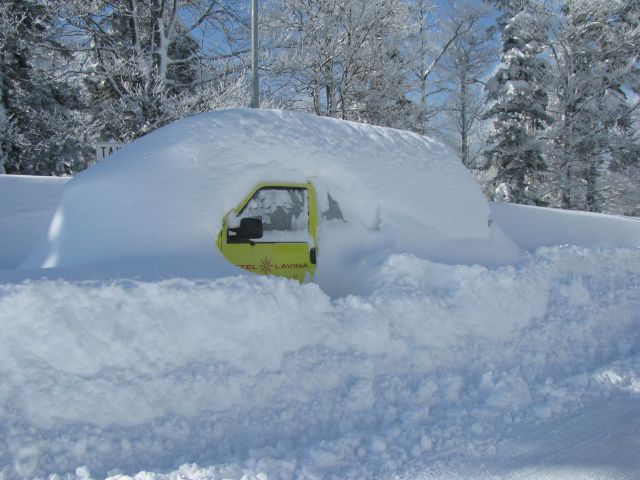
606;125;640;216
0;0;88;175
405;0;487;135
68;0;246;142
0;99;5;173
262;0;411;128
440;3;495;167
545;0;640;211
483;0;552;204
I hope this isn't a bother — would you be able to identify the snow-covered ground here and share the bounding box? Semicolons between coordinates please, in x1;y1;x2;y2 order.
1;110;639;480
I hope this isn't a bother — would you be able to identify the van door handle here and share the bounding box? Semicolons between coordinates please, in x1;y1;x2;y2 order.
310;247;317;265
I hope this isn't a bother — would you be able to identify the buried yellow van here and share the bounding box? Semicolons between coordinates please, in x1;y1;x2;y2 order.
216;182;319;282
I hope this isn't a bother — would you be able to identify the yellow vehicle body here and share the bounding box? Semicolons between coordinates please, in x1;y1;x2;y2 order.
216;182;319;282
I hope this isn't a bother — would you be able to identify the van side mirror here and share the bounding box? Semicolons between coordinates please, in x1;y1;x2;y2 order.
229;217;263;241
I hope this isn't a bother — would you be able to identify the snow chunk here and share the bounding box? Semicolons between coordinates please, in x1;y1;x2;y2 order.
485;376;533;410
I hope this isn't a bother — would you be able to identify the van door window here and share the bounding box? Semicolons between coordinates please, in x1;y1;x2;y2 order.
237;187;309;242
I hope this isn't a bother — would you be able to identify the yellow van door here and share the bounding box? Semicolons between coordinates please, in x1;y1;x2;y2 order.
217;183;318;282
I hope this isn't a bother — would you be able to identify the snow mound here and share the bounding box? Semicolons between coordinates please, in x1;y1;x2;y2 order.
20;109;495;281
490;202;640;250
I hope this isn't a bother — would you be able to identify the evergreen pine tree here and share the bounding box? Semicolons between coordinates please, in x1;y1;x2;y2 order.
483;1;551;204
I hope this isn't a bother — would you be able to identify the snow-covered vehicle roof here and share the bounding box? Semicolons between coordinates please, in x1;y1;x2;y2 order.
21;109;515;288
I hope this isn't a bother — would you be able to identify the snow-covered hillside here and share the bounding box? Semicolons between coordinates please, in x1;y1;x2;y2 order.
0;110;639;480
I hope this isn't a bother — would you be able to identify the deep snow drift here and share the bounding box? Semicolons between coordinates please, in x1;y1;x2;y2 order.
1;109;640;480
2;247;640;479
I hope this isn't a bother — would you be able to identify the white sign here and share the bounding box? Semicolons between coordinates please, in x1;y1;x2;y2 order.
95;142;125;161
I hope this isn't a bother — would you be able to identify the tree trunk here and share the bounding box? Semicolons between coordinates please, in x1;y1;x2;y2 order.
585;159;599;212
513;169;526;204
459;69;469;167
560;163;571;209
418;71;426;132
324;61;333;116
312;77;321;116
